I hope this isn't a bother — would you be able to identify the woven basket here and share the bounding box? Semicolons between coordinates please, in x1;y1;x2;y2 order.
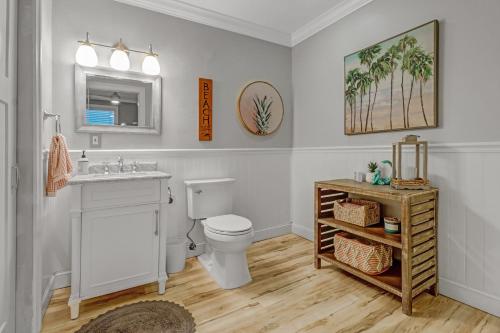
390;178;430;190
333;198;380;227
334;232;392;275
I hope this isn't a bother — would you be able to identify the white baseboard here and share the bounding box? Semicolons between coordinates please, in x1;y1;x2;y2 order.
292;224;313;241
41;275;55;317
53;271;71;289
440;278;500;317
42;270;72;314
254;223;292;242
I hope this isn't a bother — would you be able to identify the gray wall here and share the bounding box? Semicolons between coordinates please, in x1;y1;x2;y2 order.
292;0;500;147
52;0;292;149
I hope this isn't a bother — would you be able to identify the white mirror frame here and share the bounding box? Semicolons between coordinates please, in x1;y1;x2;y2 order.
75;65;162;135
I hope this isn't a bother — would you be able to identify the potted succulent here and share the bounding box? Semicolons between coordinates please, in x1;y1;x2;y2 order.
366;161;378;184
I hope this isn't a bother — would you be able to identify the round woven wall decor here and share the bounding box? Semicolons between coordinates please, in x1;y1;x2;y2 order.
237;81;284;136
76;301;196;333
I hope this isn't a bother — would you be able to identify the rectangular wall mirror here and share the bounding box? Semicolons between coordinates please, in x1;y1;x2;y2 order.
75;65;162;134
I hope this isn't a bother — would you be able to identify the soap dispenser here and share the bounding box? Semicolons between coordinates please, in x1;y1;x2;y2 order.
77;150;89;175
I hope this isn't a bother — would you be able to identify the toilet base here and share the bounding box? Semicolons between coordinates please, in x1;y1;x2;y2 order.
198;250;252;289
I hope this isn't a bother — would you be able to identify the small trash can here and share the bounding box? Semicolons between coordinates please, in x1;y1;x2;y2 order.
166;237;187;273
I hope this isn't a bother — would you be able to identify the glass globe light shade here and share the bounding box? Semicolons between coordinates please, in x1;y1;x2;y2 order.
75;43;98;67
110;49;130;71
142;54;160;75
110;92;121;105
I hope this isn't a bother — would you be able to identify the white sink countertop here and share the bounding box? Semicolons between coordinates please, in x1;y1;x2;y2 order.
69;171;172;185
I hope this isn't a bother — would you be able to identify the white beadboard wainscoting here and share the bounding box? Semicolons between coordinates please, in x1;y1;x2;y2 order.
41;143;500;317
41;148;292;308
291;142;500;317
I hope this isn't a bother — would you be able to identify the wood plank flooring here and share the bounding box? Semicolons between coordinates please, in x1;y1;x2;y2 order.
41;234;500;333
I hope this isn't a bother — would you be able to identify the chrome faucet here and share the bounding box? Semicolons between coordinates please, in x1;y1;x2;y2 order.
103;162;110;175
132;161;138;173
117;156;124;173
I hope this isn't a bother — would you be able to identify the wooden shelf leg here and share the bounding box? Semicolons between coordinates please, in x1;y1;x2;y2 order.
401;197;413;315
429;192;439;297
429;283;439;296
314;185;321;269
402;296;412;315
314;221;321;269
315;257;321;269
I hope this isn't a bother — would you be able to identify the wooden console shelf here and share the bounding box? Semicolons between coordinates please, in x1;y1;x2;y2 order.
314;179;438;315
318;252;402;296
317;218;402;248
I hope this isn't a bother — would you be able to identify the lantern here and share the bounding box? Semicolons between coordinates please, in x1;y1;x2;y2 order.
391;135;430;190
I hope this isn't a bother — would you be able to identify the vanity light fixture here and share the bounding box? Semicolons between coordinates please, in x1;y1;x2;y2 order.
75;33;98;67
76;33;160;75
142;44;160;75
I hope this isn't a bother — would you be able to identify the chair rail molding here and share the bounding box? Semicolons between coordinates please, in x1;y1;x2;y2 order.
291;141;500;154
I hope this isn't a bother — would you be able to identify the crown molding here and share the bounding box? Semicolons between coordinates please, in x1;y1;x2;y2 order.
115;0;375;48
114;0;292;46
291;0;374;46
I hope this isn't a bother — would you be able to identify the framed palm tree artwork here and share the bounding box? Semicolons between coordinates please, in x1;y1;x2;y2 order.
238;81;284;136
344;20;438;135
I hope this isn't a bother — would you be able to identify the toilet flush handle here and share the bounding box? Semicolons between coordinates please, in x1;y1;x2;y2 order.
195;190;202;194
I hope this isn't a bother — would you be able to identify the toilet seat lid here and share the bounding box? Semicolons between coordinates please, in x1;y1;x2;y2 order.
205;214;252;234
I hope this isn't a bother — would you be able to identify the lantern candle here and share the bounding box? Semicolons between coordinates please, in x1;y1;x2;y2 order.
390;135;431;190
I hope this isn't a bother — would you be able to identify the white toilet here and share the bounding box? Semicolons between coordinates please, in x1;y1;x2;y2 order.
184;178;254;289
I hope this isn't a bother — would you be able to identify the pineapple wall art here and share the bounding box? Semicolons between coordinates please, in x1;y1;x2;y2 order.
238;81;284;136
344;20;438;135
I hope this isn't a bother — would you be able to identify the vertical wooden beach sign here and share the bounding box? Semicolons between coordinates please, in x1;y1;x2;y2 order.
199;78;213;141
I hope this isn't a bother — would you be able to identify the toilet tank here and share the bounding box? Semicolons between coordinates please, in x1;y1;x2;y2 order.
184;178;235;219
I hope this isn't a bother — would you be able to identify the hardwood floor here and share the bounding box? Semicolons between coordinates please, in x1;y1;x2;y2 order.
41;234;500;333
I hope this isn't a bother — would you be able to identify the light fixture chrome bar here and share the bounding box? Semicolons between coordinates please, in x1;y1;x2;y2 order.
77;37;158;56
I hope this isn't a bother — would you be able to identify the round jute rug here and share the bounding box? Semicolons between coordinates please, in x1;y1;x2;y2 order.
76;301;196;333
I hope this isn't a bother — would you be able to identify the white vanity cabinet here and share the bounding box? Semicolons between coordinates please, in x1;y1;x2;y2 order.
68;172;171;319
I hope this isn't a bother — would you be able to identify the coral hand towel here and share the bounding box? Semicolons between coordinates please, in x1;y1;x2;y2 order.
46;134;73;197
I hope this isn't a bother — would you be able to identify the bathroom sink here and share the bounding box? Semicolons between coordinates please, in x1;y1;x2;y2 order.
69;171;172;184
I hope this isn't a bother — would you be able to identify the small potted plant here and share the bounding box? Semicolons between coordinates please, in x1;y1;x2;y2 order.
366;161;378;184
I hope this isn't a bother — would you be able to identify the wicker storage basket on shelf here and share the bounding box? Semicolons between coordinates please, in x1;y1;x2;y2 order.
333;198;380;227
334;232;393;275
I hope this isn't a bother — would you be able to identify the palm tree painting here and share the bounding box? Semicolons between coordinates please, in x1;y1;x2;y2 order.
344;20;438;135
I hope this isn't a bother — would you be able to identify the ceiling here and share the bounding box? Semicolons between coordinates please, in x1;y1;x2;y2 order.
115;0;374;46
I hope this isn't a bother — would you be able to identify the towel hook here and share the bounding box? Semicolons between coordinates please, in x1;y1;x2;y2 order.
43;110;62;135
55;115;61;135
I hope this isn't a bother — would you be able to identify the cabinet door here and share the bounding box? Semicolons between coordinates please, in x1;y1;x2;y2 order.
81;204;160;298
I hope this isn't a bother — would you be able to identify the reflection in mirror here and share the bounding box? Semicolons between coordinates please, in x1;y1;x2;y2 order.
86;76;150;127
75;65;161;134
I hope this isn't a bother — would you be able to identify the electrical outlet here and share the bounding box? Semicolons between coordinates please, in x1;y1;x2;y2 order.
90;134;101;148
